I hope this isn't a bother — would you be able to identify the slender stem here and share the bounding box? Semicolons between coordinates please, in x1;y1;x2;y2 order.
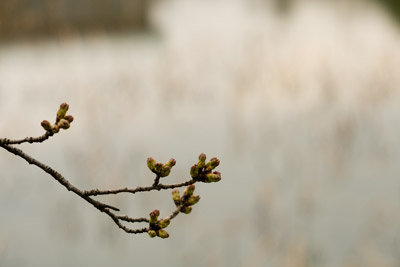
167;204;185;221
0;143;145;233
83;180;196;196
118;216;149;223
0;132;53;145
0;103;214;237
152;175;161;186
0;141;198;235
0;143;83;195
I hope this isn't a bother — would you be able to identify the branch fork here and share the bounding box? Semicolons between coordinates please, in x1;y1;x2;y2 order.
0;103;222;238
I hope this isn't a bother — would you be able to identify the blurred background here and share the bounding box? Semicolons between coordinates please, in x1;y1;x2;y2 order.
1;0;400;266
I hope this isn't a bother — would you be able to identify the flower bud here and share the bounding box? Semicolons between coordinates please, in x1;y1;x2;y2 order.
60;102;69;110
154;163;163;174
183;185;195;198
181;206;192;214
159;218;170;229
147;157;156;172
41;120;52;131
205;171;221;183
64;115;74;123
58;119;70;129
190;164;200;179
157;229;169;239
198;153;206;168
205;157;220;171
149;209;160;224
187;195;200;206
148;230;157;238
213;171;221;178
165;158;176;168
159;165;171;177
57;102;69;121
52;125;60;134
172;189;181;206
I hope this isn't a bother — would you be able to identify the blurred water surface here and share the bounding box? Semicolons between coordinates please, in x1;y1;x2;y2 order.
1;1;400;266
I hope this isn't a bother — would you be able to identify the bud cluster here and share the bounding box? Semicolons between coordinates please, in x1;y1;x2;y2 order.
171;185;200;215
190;153;221;183
147;157;176;177
41;102;74;134
147;209;171;239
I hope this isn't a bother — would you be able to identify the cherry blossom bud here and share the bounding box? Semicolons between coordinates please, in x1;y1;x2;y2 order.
205;171;221;183
183;185;195;198
159;218;170;229
41;120;52;131
181;206;192;214
205;157;220;171
52;125;60;134
187;195;200;206
58;119;70;129
148;230;157;238
149;209;160;224
198;153;206;168
154;163;163;174
160;165;171;177
165;158;176;168
147;157;156;172
64;115;74;123
172;189;181;206
157;229;169;239
57;102;69;121
190;164;200;179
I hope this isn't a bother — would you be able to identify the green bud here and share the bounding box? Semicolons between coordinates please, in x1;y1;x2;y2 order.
157;229;169;239
64;115;74;123
147;157;156;172
183;185;195;198
159;218;170;229
205;171;221;183
148;230;157;238
58;119;70;129
181;206;192;214
41;120;52;131
205;157;220;171
187;195;200;205
57;102;69;121
159;165;171;177
154;163;163;174
149;209;160;224
52;125;60;134
190;164;200;179
198;153;206;168
172;189;181;206
165;158;176;168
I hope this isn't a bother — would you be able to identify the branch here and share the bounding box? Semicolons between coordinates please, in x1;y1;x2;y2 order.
0;132;53;145
83;180;196;196
0;103;222;238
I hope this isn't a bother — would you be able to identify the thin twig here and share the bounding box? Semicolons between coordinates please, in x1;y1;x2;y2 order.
167;204;185;221
0;132;53;145
0;142;150;233
0;103;222;238
118;216;149;223
83;180;196;196
0;140;199;235
152;175;161;186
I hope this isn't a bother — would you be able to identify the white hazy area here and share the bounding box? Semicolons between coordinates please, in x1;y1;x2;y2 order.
1;0;400;266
